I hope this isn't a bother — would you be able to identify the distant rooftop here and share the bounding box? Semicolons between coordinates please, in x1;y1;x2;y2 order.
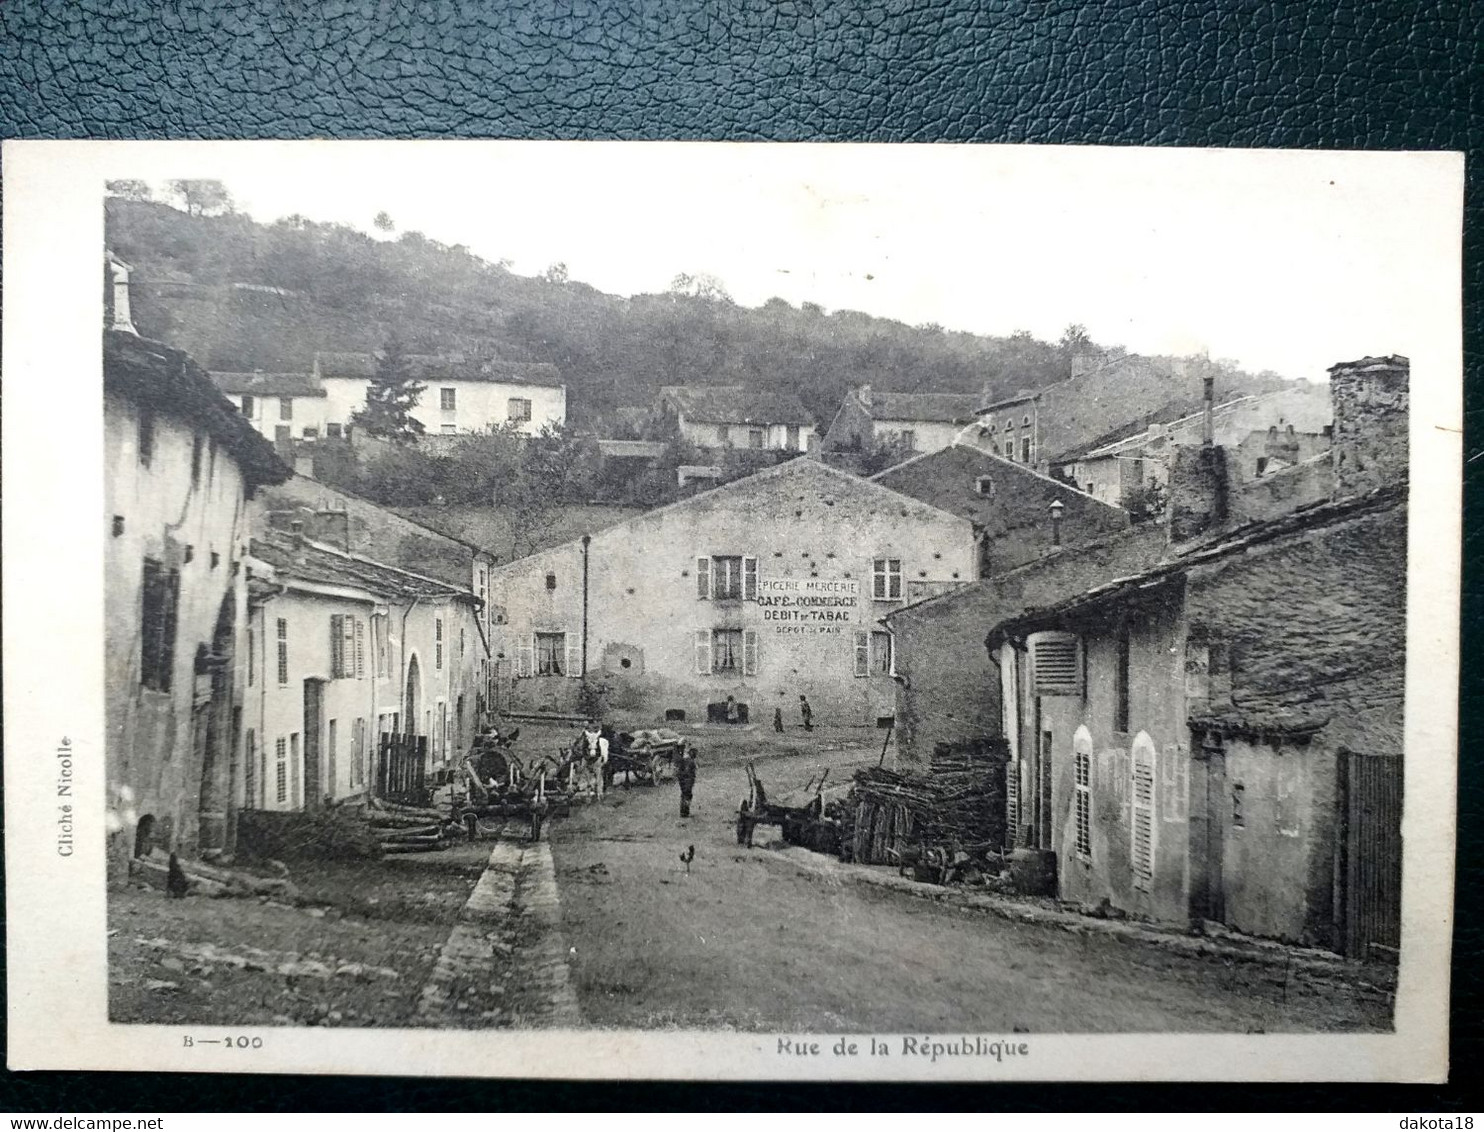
315;351;563;388
661;385;813;427
250;530;471;602
210;371;325;397
859;390;982;424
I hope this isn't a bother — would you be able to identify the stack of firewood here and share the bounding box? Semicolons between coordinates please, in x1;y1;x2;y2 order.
847;739;1006;866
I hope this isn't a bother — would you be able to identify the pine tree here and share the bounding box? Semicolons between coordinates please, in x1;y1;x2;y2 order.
352;336;426;440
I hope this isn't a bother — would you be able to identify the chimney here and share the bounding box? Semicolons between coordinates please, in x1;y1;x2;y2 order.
1328;355;1409;496
105;254;138;335
290;518;306;549
1167;444;1229;543
1048;498;1065;547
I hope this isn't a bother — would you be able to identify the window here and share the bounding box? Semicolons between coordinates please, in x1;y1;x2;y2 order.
900;430;916;450
275;738;288;804
546;572;557;591
1021;437;1032;463
748;427;766;449
1131;737;1157;889
871;558;902;600
976;476;995;497
1030;632;1082;697
459;628;465;658
241;395;255;418
712;629;744;673
1114;626;1131;732
1023;414;1031;427
138;407;156;468
276;617;288;685
440;387;456;411
354;618;364;678
279;397;293;420
854;630;893;677
1074;748;1092;860
330;614;362;679
326;423;343;439
1231;783;1246;828
535;632;567;676
507;397;532;422
697;556;757;600
244;728;257;809
1004;418;1015;432
786;425;800;450
190;434;203;486
440;424;457;434
139;558;180;691
435;617;444;670
302;426;319;440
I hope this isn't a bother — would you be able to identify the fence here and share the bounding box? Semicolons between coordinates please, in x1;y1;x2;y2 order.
377;732;430;807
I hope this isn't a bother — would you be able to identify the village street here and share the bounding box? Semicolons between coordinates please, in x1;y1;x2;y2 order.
547;726;1393;1035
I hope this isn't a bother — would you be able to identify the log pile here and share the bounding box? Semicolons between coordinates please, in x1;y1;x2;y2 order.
848;738;1007;866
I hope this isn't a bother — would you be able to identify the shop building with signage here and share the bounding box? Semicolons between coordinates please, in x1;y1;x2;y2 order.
487;458;976;727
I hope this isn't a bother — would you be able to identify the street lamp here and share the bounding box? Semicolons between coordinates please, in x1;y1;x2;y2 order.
1049;498;1065;547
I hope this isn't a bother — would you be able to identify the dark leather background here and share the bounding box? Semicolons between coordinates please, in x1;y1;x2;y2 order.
0;0;1479;1113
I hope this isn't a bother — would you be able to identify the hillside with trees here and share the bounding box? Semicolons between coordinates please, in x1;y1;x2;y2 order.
104;188;1310;448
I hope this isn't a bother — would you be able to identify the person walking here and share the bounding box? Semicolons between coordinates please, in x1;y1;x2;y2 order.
677;746;698;818
799;694;813;732
773;706;784;733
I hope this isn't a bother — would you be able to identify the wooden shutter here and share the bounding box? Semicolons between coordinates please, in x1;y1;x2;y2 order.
696;557;711;599
566;639;582;679
694;629;711;674
354;618;365;678
743;557;758;601
743;630;758;676
854;631;870;677
342;615;356;678
1030;632;1082;696
1130;739;1156;890
1005;757;1020;848
329;614;344;678
516;640;534;678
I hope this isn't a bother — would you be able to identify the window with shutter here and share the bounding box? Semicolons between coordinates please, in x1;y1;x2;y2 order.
854;631;870;677
743;629;758;676
743;556;758;601
275;738;288;804
1005;758;1021;847
694;629;711;675
354;618;365;678
696;557;711;599
435;618;444;671
535;632;566;676
276;618;289;685
1074;747;1092;861
1030;632;1082;696
516;642;535;678
330;614;343;677
1130;734;1157;890
139;557;180;692
566;640;582;679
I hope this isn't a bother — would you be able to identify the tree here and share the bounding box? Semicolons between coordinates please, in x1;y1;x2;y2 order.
668;271;731;302
542;261;570;284
105;180;153;201
351;336;426;440
373;210;395;232
167;179;234;217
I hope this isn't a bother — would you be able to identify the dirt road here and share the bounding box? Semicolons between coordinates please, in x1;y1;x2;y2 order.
549;727;1392;1034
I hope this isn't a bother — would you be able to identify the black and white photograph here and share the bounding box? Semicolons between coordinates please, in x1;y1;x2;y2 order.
2;140;1461;1081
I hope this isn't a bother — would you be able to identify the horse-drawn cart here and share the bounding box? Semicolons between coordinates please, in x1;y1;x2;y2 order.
736;763;831;848
605;728;686;788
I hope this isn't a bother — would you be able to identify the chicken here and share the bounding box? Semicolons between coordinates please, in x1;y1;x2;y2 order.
680;844;695;873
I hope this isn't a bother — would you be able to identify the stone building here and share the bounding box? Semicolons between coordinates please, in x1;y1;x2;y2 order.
823;387;1043;467
209;370;330;442
314;351;567;438
488;458;975;727
104;328;288;875
983;355;1408;954
656;385;815;453
244;529;488;811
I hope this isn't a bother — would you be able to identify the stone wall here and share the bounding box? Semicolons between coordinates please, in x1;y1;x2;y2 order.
1329;355;1409;496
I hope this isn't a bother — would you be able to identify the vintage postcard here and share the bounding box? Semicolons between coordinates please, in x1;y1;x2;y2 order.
2;140;1462;1081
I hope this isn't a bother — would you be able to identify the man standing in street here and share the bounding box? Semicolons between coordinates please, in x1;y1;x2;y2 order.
677;745;698;818
799;694;813;732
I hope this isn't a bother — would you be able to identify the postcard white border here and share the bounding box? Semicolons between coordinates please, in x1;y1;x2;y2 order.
2;140;1461;1082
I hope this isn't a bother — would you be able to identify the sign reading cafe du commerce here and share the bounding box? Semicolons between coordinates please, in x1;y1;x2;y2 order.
756;577;860;634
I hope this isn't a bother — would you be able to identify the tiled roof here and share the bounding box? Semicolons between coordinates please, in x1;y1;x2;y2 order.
661;385;813;426
315;351;562;387
210;371;325;397
250;531;472;602
104;331;288;495
862;391;983;424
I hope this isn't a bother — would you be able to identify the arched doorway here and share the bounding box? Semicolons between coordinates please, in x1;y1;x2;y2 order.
404;654;422;735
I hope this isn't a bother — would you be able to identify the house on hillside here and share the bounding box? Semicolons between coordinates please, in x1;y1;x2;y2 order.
1055;386;1332;508
314;351;567;438
872;441;1130;581
105;325;289;879
244;528;488;812
823;386;1044;467
209;371;328;442
488;459;976;727
984;355;1407;956
657;385;815;453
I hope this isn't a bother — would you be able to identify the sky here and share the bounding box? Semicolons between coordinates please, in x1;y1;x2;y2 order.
106;141;1462;380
